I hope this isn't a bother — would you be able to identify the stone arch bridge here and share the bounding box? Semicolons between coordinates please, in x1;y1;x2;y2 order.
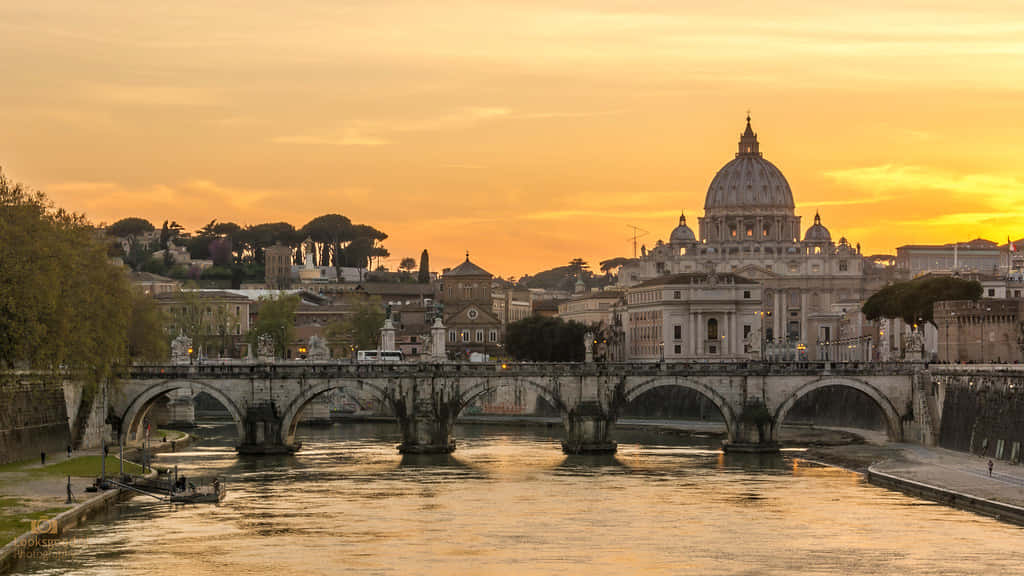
112;361;928;455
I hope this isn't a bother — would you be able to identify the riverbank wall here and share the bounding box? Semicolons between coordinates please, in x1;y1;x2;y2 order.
932;369;1024;464
866;466;1024;526
0;377;70;465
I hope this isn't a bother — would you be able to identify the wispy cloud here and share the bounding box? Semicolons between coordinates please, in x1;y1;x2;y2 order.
270;130;389;147
823;164;1024;200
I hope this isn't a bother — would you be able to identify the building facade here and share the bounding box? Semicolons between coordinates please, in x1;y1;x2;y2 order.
618;117;878;360
439;255;502;358
935;299;1023;363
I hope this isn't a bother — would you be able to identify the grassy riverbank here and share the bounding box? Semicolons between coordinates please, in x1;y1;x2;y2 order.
0;454;144;548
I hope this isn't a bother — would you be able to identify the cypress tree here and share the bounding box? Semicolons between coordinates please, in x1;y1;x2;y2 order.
417;249;430;283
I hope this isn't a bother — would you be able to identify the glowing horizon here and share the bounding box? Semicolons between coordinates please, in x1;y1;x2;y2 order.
2;1;1023;277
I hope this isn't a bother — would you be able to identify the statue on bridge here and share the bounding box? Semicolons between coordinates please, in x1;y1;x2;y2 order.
257;333;275;361
171;333;192;365
307;335;329;361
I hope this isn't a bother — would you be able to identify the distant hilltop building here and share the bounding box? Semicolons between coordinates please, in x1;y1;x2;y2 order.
618;116;880;361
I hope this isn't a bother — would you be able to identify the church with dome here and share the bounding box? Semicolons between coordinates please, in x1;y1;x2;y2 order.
618;116;871;361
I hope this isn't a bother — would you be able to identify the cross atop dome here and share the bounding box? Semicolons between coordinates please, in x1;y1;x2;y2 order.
679;211;686;226
737;114;761;158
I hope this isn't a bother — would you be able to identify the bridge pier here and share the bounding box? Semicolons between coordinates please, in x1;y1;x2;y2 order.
722;400;780;453
561;401;618;454
391;381;459;454
237;403;299;455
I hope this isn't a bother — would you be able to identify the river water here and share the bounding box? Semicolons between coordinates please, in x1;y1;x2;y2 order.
15;422;1023;575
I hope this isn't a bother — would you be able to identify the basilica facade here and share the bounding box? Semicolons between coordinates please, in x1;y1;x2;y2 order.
619;117;874;361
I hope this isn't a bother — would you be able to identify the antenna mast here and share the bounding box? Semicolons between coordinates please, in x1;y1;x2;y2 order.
626;225;649;258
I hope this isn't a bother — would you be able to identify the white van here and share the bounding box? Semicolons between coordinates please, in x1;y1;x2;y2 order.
356;350;404;363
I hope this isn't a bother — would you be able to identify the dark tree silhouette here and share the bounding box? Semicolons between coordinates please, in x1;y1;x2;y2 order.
863;276;982;326
418;249;430;283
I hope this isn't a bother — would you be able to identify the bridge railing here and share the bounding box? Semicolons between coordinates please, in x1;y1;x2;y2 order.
126;359;924;379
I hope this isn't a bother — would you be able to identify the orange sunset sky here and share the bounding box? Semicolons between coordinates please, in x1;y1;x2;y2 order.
2;1;1023;277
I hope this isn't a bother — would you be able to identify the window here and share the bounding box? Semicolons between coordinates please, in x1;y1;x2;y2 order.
811;264;820;273
468;308;478;320
707;318;718;340
730;228;737;237
1015;290;1021;298
488;329;497;342
746;227;753;237
788;263;799;273
674;325;682;340
235;324;241;335
449;330;456;343
235;305;241;316
743;325;751;339
673;290;681;299
743;290;751;299
839;260;848;271
475;330;484;342
674;344;681;354
988;289;996;297
461;331;470;342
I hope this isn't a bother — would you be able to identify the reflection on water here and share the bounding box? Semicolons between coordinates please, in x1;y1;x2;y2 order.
14;421;1024;576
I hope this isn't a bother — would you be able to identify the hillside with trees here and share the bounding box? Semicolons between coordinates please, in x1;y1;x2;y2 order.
106;212;391;285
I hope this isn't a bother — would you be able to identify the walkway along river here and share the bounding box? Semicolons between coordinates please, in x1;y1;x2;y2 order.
11;421;1024;576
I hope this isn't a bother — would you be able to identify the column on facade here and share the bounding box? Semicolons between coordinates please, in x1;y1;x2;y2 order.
774;291;782;341
800;291;809;345
688;311;696;356
696;311;703;356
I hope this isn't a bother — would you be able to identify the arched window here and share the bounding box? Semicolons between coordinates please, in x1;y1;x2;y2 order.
707;318;718;340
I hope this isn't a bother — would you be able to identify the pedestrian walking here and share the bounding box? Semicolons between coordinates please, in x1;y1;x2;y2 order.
40;451;46;466
988;459;994;477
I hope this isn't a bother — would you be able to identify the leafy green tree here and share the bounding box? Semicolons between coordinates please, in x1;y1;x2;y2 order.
127;291;169;361
249;294;299;357
418;249;430;283
863;276;983;327
0;169;133;386
505;316;588;361
327;296;384;351
107;217;155;238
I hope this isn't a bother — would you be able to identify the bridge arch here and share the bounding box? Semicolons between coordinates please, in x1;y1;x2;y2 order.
459;377;565;414
120;380;245;444
624;377;737;442
773;377;903;441
279;379;388;446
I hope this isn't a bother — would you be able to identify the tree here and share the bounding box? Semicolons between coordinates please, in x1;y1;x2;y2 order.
107;217;155;238
342;237;373;268
599;257;633;273
209;237;233;266
164;290;237;357
863;276;983;327
126;291;168;361
418;249;430;283
505;316;589;361
399;257;416;273
0;169;133;386
249;294;299;357
568;258;589;276
300;214;353;268
327;296;385;351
